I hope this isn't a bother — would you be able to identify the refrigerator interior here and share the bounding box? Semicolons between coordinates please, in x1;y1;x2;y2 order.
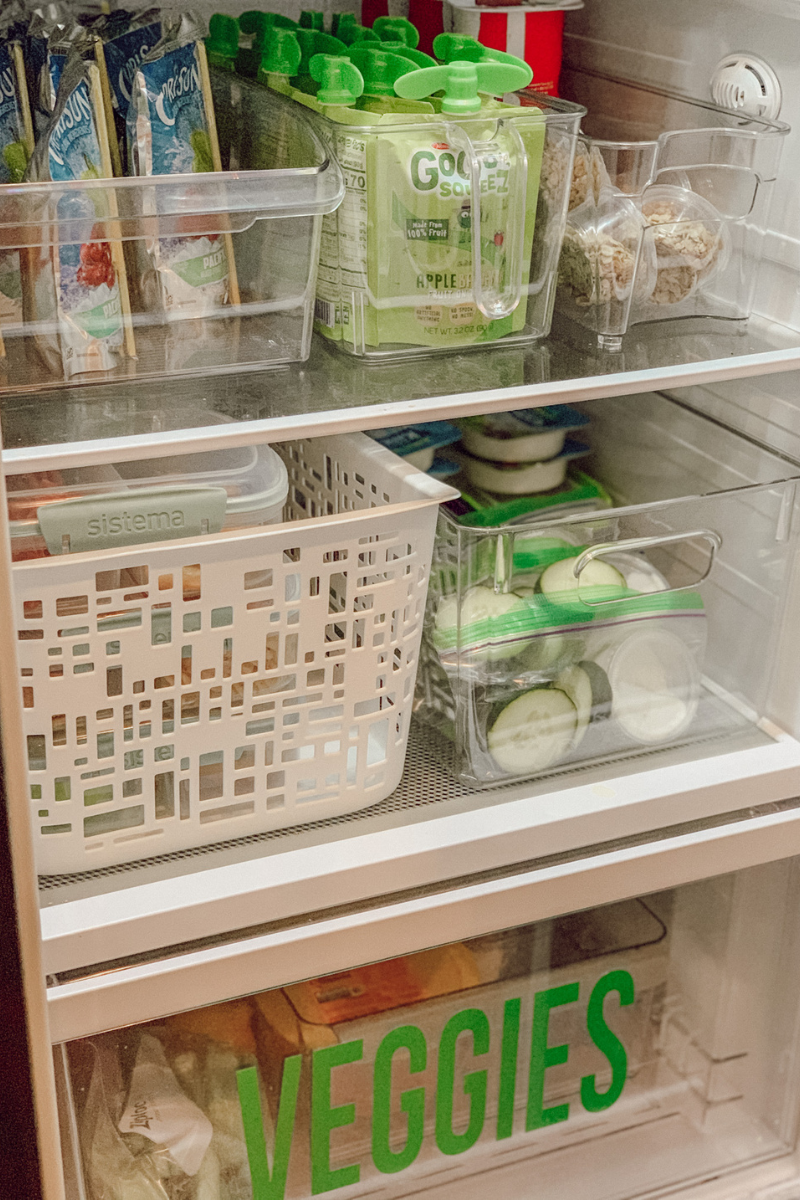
55;857;800;1200
29;387;800;912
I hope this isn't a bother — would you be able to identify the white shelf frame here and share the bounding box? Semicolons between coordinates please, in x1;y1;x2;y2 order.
41;722;800;980
47;769;800;1042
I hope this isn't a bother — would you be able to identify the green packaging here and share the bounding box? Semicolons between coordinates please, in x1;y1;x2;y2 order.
313;58;546;352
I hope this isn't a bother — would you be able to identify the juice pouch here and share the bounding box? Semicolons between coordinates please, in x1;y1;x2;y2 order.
93;7;162;169
24;51;131;378
126;13;233;320
25;3;72;134
0;36;35;332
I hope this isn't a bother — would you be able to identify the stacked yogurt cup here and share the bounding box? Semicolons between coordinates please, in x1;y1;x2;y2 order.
454;405;591;496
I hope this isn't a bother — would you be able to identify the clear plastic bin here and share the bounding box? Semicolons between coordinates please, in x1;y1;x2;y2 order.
55;862;800;1200
540;68;790;349
0;72;343;393
302;90;584;358
14;433;455;875
416;391;800;786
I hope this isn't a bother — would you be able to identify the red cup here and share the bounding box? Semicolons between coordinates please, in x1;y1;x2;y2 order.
447;5;567;96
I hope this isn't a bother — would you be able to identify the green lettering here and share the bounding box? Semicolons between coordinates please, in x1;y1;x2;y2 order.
372;1025;427;1174
526;983;579;1130
496;998;521;1140
580;970;634;1112
311;1040;362;1194
236;1058;301;1200
435;1008;490;1156
410;150;437;191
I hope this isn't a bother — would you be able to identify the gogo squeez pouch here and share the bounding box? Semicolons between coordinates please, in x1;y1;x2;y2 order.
24;53;127;377
127;15;231;320
322;61;545;351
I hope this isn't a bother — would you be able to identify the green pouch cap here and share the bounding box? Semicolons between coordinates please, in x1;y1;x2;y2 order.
296;28;348;75
395;59;531;112
310;53;364;105
300;10;325;30
334;13;380;44
239;12;297;76
372;16;420;47
349;45;419;95
206;14;239;70
259;27;302;77
375;40;436;67
433;32;533;85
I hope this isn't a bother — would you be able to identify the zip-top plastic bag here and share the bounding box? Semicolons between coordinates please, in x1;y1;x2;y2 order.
76;1023;265;1200
23;50;132;378
420;525;708;785
126;13;234;321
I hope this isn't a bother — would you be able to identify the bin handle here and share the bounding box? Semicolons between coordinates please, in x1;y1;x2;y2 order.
572;529;723;606
444;119;528;321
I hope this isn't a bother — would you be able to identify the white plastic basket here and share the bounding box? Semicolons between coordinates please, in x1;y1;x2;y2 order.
14;433;455;875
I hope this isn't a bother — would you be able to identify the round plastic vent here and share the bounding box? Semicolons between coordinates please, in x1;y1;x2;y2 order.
710;53;782;120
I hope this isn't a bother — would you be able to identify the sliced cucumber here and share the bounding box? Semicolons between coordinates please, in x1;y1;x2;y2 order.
555;664;593;749
487;687;577;775
517;631;567;671
537;555;626;596
434;586;531;661
596;628;699;744
555;661;612;749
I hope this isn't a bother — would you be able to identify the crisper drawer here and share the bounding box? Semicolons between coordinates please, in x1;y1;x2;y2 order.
417;391;800;787
54;858;800;1200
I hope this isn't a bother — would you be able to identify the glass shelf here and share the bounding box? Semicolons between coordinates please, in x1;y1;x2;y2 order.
3;313;800;471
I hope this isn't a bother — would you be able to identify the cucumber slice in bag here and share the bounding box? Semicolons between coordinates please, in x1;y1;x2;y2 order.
555;661;612;749
537;555;626;596
434;585;533;663
596;627;700;745
487;687;578;776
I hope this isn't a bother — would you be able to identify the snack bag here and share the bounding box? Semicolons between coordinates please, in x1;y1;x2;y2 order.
126;14;235;320
24;52;131;377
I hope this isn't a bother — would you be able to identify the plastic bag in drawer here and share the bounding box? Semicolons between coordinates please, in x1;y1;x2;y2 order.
424;538;708;784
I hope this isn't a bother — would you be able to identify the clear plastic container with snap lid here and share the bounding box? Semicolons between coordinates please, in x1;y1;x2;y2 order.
7;439;289;561
530;67;791;349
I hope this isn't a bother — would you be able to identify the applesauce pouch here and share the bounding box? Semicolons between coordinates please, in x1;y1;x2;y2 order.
24;52;127;377
126;13;231;320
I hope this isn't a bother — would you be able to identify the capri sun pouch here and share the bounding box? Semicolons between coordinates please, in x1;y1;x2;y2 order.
126;14;234;321
309;58;548;354
23;52;131;378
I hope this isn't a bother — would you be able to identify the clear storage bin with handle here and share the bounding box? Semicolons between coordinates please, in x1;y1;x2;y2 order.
539;68;791;349
13;433;456;876
266;53;584;358
0;70;343;394
416;390;800;786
